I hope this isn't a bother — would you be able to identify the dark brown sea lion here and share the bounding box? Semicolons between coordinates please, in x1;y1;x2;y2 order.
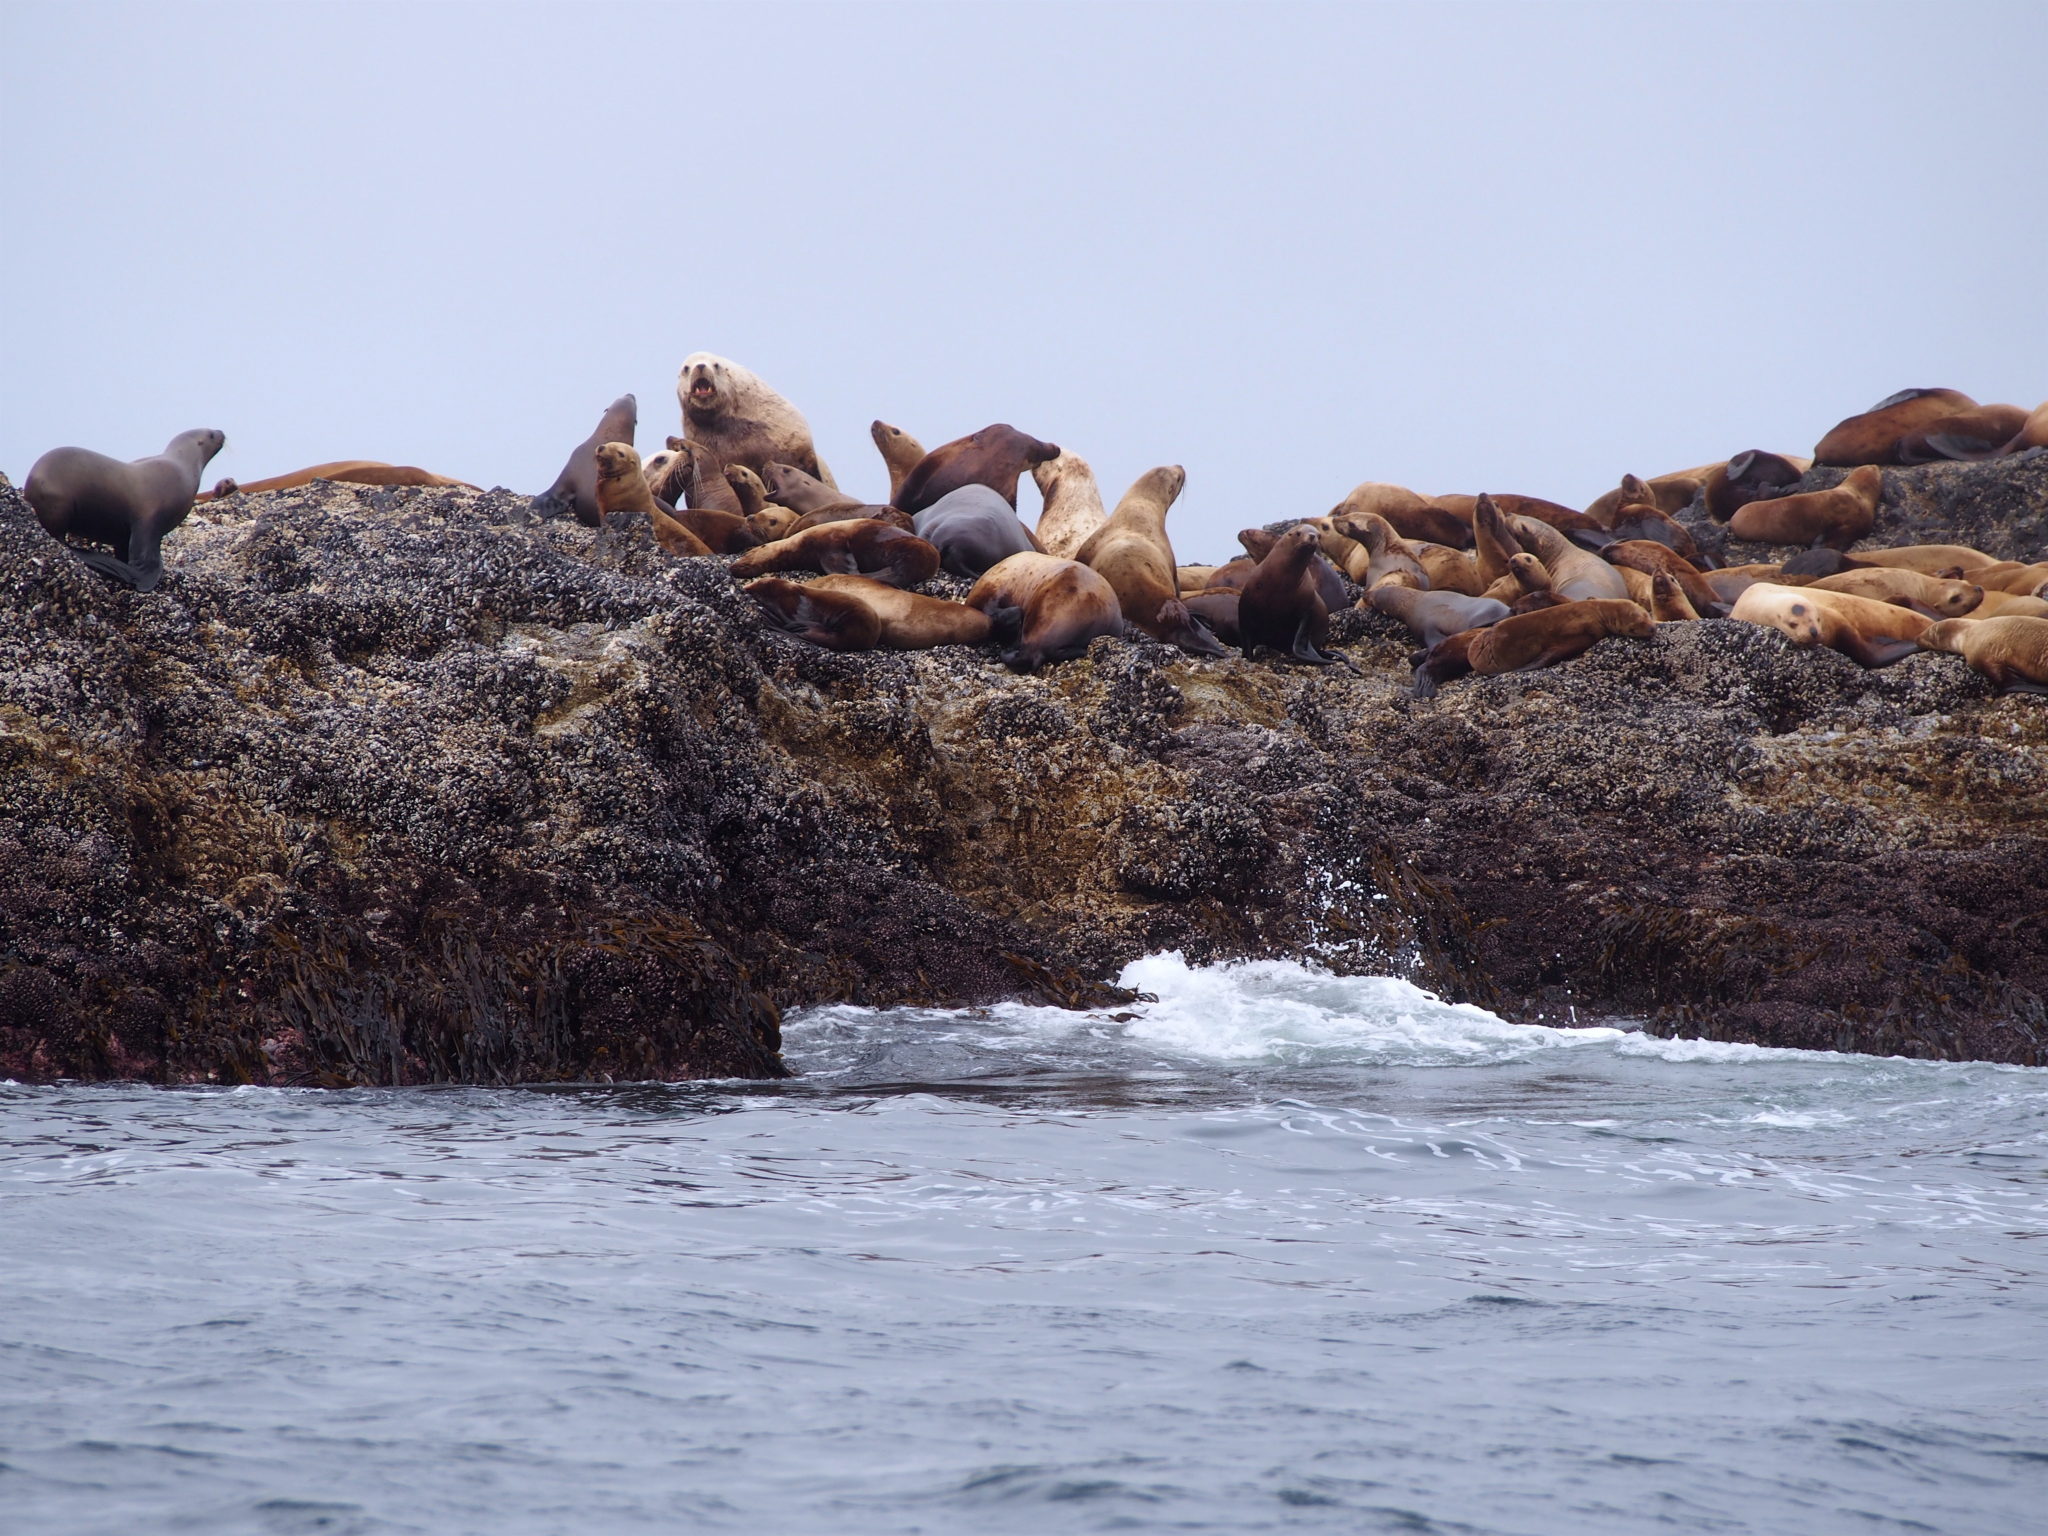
761;461;864;517
1730;583;1929;667
964;552;1123;670
1239;528;1349;613
810;574;994;649
199;461;476;501
894;424;1060;515
1703;451;1808;522
1329;482;1472;549
870;420;926;505
1896;403;2031;463
1602;540;1725;617
1728;465;1882;549
728;518;941;587
1237;525;1334;663
743;577;881;651
1182;588;1241;645
1368;586;1510;648
1918;616;2048;693
678;352;833;484
536;392;635;526
592;443;712;557
1073;466;1227;656
24;427;225;590
1813;388;1979;467
668;439;745;515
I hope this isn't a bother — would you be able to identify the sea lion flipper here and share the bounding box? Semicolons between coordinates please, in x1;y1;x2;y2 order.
75;550;155;590
818;550;861;575
1841;633;1920;669
1289;617;1333;665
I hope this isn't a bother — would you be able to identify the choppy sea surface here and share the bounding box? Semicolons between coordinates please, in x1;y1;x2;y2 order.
4;953;2046;1536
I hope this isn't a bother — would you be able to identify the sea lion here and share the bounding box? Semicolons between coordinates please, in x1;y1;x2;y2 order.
1808;567;1983;618
1464;598;1653;678
1963;590;2048;620
1727;465;1882;549
1963;561;2048;597
1813;388;1979;467
746;506;801;542
1998;401;2048;455
1584;472;1701;526
1410;630;1477;697
1511;517;1631;602
894;424;1060;515
810;574;994;650
1437;492;1606;541
791;504;916;534
1605;502;1703;564
729;519;940;587
1239;528;1350;613
1330;482;1471;549
870;420;926;504
1182;588;1241;646
1237;525;1334;663
743;577;881;651
667;439;745;516
913;484;1042;579
678;352;833;484
1602;540;1725;617
1854;543;1999;575
1368;586;1510;648
1329;511;1424;589
641;439;689;506
592;443;713;557
1412;542;1486;596
965;552;1124;670
1202;556;1258;593
1917;616;2048;693
1730;582;1929;666
1177;564;1219;592
722;464;779;517
761;461;864;517
1073;466;1226;656
26;428;226;590
1649;573;1702;623
1896;403;2031;463
1032;449;1110;561
1472;493;1524;588
534;392;636;527
1702;450;1809;522
1703;563;1782;605
198;461;476;500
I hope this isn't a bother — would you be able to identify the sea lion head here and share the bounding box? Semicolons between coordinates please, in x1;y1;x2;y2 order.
171;428;228;466
1774;596;1824;646
678;352;736;419
974;423;1061;466
1613;603;1656;639
1619;473;1653;503
593;441;641;481
1918;619;1968;655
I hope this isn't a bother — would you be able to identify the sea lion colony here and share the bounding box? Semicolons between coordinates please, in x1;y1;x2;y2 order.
18;369;2048;695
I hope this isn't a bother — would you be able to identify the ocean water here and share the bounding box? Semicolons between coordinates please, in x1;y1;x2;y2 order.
4;954;2045;1536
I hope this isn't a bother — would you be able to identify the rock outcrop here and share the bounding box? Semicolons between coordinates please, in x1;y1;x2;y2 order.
2;457;2043;1084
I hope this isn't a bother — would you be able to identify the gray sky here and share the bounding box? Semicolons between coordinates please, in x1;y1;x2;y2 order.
4;1;2043;561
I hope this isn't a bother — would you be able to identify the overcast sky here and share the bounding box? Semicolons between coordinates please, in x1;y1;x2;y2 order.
3;1;2042;560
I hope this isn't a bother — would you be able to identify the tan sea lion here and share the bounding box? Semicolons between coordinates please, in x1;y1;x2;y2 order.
1368;586;1510;648
870;420;926;504
743;577;881;651
1727;466;1882;549
1472;493;1524;589
1073;466;1226;656
678;352;833;484
746;507;801;542
1330;482;1472;549
1962;590;2048;620
1237;525;1334;663
24;427;225;591
810;574;993;650
1512;517;1631;602
895;424;1061;515
1998;401;2048;454
1813;388;1979;466
1649;573;1702;623
965;552;1124;670
1584;472;1700;526
1602;540;1725;617
791;504;916;534
199;461;476;500
1730;582;1929;666
1329;511;1423;589
1032;449;1110;561
1897;403;2031;463
536;392;635;526
1808;568;1983;618
1917;616;2048;693
1854;543;1999;574
593;443;713;557
1965;561;2048;598
729;519;940;587
1419;599;1650;695
1702;451;1809;522
1177;564;1219;592
1412;542;1485;596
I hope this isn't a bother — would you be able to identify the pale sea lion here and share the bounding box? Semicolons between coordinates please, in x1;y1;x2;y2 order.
24;428;226;590
1730;582;1929;666
914;484;1042;579
1032;449;1110;561
1237;525;1334;663
592;443;713;557
1854;543;1998;575
1917;616;2048;693
870;420;926;504
729;518;941;587
1073;466;1226;656
895;424;1060;515
1368;586;1510;648
1963;591;2048;621
810;573;993;650
1808;567;1983;618
678;352;833;484
965;552;1124;670
743;577;881;651
1965;561;2048;598
1727;466;1882;549
535;392;635;527
1177;564;1219;593
1813;388;1979;467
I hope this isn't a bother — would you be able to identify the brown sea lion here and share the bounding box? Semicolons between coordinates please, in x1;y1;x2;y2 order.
1202;556;1259;593
198;461;476;501
1703;450;1809;522
965;552;1124;670
1730;582;1929;666
728;519;940;587
1602;540;1725;617
536;392;635;526
1412;542;1486;596
894;424;1061;515
743;577;881;651
1410;630;1477;697
761;461;864;517
1808;568;1983;618
1896;403;2031;464
1369;586;1510;648
1033;449;1110;561
593;443;713;557
1917;616;2048;693
1703;563;1782;605
1330;482;1472;549
1472;493;1525;589
1813;388;1979;467
678;352;833;484
1649;573;1702;623
24;427;225;591
668;439;745;516
1998;401;2048;455
1182;588;1241;646
1237;525;1334;663
810;573;994;649
1963;561;2048;597
1727;465;1882;549
791;504;916;534
1073;466;1226;656
1438;491;1606;541
1464;598;1653;678
870;420;926;504
1854;543;1999;575
746;507;802;542
1512;517;1631;602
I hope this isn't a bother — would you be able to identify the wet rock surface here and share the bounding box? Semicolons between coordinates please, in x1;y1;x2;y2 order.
2;460;2043;1084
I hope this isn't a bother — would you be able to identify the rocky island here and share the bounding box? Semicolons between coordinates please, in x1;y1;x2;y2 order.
3;456;2044;1085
